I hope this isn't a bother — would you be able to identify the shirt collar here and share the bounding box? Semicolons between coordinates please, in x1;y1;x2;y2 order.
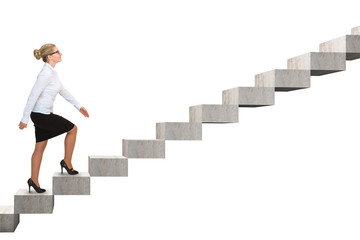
44;63;56;73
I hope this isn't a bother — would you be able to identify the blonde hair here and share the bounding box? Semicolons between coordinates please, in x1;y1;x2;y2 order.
34;43;56;62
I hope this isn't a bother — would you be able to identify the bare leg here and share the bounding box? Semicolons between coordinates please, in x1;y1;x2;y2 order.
64;125;77;169
31;140;48;187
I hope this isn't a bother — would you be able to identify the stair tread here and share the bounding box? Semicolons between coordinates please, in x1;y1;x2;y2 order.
89;155;127;159
15;188;53;196
53;172;90;177
0;206;15;214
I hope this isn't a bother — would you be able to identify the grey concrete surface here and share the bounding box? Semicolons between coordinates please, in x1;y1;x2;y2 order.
89;156;128;177
123;139;165;158
222;87;275;107
53;172;90;195
287;52;346;76
0;206;19;232
255;69;310;91
189;104;238;123
14;189;54;214
156;122;202;140
319;35;360;60
351;26;360;35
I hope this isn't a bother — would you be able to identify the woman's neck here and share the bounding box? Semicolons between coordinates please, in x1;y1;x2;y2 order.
47;61;56;68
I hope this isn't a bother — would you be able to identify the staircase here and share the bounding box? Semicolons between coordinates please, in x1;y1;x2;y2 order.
1;26;359;233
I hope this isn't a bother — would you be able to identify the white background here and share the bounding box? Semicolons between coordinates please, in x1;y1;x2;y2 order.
1;0;360;239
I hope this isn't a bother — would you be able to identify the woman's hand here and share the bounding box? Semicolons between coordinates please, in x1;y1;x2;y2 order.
80;107;90;118
19;122;27;130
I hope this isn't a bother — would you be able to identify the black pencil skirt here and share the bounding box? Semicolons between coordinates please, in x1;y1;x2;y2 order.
30;112;75;143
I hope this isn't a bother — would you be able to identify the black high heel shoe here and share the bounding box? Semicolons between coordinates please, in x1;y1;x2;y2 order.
60;160;79;175
27;178;46;193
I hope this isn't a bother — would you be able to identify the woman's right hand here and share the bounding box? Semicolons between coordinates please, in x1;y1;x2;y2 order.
19;122;27;130
80;107;90;118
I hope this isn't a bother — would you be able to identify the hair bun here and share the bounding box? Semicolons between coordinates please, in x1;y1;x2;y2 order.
34;49;41;60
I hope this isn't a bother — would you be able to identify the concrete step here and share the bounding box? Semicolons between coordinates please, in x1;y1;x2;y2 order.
222;87;275;107
89;156;128;177
14;189;54;214
319;35;360;60
287;52;346;76
255;69;310;91
156;122;202;140
352;26;360;35
53;172;90;195
189;104;238;123
123;139;165;158
0;206;19;232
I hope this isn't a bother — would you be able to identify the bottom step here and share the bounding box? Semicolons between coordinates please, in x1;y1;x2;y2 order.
0;206;19;232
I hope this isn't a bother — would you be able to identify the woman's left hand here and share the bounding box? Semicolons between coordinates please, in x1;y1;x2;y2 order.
18;121;27;130
80;107;90;118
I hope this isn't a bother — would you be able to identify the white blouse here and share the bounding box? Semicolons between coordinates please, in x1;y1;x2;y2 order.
21;63;82;124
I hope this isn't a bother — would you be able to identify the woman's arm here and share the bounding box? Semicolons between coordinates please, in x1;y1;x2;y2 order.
59;86;82;110
59;86;89;118
20;74;50;126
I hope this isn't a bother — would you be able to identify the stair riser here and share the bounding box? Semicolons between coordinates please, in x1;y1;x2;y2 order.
0;206;19;232
14;189;54;214
287;52;346;76
53;173;90;195
89;156;128;177
319;35;360;60
189;105;238;123
123;140;165;158
156;123;202;140
222;87;275;107
255;70;310;91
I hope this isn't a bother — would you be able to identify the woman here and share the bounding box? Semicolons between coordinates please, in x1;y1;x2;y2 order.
19;43;89;193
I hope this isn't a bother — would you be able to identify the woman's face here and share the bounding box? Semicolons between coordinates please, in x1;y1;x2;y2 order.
48;46;63;64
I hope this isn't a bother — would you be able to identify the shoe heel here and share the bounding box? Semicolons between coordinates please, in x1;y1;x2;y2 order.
27;179;31;193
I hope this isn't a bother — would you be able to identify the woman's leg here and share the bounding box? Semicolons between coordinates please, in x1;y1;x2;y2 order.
31;140;48;187
64;125;77;169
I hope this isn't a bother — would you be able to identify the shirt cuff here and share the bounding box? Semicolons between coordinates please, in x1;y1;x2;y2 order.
21;116;29;125
75;103;82;111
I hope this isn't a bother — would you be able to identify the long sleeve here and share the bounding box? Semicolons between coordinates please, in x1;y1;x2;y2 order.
21;74;49;124
20;63;82;124
59;85;82;111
